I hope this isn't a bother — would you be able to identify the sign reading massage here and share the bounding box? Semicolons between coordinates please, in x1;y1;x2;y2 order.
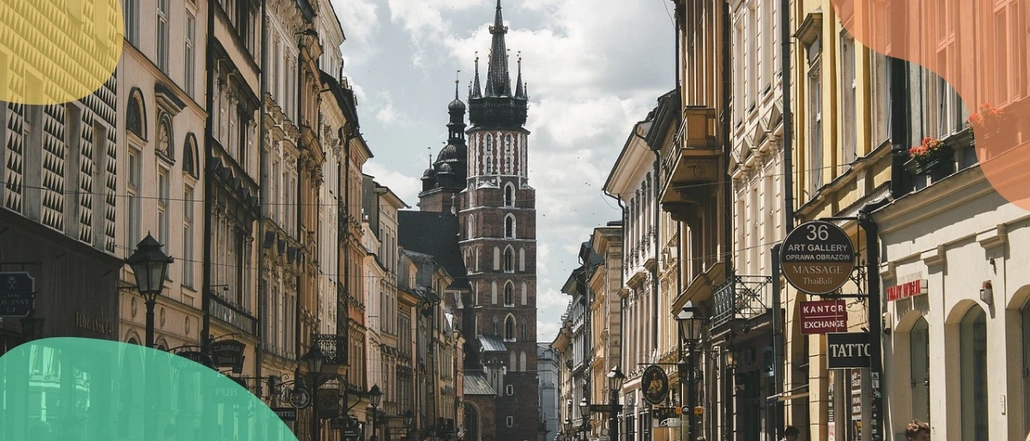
826;332;871;369
781;220;856;295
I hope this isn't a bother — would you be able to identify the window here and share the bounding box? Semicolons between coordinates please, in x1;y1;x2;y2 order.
1021;301;1030;433
808;64;823;195
870;53;890;147
504;282;514;306
504;248;514;273
521;282;527;305
183;135;198;178
910;317;929;423
504;215;515;239
124;0;139;46
127;93;145;139
504;135;513;174
467;214;474;239
485;135;493;174
185;12;196;96
183;186;194;287
506;416;514;427
157;0;170;72
840;30;856;163
504;183;514;207
505;386;514;396
959;306;988;441
127;150;141;249
520;320;528;342
504;315;516;341
158;169;169;255
493;316;499;335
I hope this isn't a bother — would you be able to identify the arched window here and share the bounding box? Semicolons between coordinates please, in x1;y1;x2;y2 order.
157;114;173;159
504;315;516;341
484;135;494;174
504;247;514;273
504;215;515;239
520;319;528;341
519;350;527;372
959;305;988;441
468;214;474;239
504;134;513;174
504;183;515;207
126;89;146;138
1021;301;1030;431
493;316;499;335
909;316;930;423
510;351;517;371
504;282;514;306
183;134;199;178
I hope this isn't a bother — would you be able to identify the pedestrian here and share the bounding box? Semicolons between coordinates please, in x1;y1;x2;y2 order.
781;425;799;441
905;420;929;441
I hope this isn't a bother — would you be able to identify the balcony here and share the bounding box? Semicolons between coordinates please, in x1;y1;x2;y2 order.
660;106;721;223
710;274;772;329
313;334;348;365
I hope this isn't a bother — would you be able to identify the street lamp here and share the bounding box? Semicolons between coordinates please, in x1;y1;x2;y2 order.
302;342;327;441
369;384;382;441
606;366;626;441
126;234;172;348
578;398;589;440
677;301;706;441
722;344;738;441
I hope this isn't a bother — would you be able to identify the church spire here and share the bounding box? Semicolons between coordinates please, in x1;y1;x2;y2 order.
514;52;526;99
485;0;510;97
470;52;482;99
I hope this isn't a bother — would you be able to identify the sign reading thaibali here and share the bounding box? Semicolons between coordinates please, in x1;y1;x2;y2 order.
781;221;855;295
641;365;669;405
800;300;848;335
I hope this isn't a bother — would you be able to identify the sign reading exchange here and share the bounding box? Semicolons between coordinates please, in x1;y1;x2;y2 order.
800;300;848;335
781;220;856;295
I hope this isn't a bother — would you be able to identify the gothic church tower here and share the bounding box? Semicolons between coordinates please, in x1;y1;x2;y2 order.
460;1;537;439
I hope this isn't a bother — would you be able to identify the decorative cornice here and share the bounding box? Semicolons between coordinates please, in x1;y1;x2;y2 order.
977;224;1008;251
920;245;946;267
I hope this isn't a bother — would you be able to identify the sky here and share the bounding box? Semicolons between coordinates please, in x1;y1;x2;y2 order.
329;0;676;343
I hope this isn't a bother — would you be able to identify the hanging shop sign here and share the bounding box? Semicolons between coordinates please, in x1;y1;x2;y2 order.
781;221;856;295
210;339;246;372
886;279;927;302
826;332;871;369
175;351;216;370
0;271;35;317
641;365;670;405
273;407;297;421
800;300;848;335
317;387;340;418
652;407;682;428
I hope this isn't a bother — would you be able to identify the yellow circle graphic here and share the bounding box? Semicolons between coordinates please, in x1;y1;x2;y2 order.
0;0;124;105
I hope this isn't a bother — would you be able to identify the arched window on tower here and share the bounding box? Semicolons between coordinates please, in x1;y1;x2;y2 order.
484;134;494;174
504;315;516;341
505;215;515;239
504;247;514;273
504;134;513;174
504;183;515;207
468;214;474;239
520;319;528;341
493;316;499;335
504;282;514;306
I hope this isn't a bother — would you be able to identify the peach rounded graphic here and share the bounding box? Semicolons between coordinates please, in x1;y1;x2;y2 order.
831;0;1030;209
0;0;124;105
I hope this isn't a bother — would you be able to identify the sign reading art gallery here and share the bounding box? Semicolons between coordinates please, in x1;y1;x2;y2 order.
826;332;871;369
781;221;856;295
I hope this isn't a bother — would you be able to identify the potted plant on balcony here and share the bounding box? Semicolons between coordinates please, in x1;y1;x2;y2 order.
967;102;1006;141
909;136;950;175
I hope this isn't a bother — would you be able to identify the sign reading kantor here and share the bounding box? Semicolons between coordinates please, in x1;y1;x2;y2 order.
781;220;855;295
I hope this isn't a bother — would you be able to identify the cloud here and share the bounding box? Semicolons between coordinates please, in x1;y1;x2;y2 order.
538;288;570;310
331;0;381;66
362;160;422;206
537;321;560;343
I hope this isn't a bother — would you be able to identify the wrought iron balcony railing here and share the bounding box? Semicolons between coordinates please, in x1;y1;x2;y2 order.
313;334;348;365
711;274;773;329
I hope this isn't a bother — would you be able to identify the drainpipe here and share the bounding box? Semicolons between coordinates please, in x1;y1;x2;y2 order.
651;147;661;356
781;0;795;232
858;197;890;441
255;0;268;401
201;0;216;355
721;0;733;276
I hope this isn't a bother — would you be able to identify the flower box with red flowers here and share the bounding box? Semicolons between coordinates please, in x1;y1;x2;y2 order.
909;137;950;175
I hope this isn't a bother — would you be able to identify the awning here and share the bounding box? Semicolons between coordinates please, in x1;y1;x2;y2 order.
767;384;810;403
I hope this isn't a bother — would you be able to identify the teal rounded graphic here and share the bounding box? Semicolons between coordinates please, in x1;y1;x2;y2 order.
0;337;298;440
